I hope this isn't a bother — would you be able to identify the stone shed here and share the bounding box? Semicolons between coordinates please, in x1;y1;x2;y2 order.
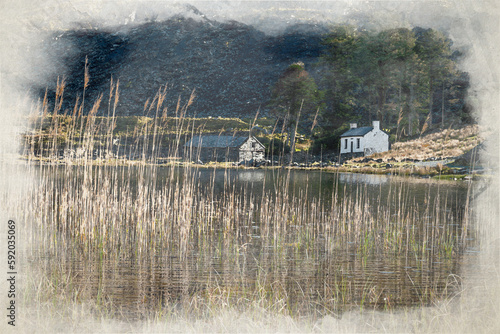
184;135;265;162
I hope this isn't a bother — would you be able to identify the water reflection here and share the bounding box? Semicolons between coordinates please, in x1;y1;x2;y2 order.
33;166;476;319
337;172;389;185
237;170;266;182
49;241;466;319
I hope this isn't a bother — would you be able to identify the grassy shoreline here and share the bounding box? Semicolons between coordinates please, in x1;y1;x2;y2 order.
22;110;487;181
20;154;488;181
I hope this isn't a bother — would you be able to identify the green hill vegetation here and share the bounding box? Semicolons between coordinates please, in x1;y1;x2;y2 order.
22;112;282;162
40;20;472;150
29;21;476;166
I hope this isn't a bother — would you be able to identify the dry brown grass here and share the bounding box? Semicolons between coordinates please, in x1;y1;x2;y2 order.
8;80;483;332
367;125;484;162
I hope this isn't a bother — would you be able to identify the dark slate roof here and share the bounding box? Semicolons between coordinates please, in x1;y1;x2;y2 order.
185;135;249;148
340;126;373;137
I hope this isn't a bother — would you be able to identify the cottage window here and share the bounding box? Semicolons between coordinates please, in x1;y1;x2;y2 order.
357;138;360;149
345;139;348;149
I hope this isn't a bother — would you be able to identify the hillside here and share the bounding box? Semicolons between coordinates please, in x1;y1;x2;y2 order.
355;125;483;163
33;10;474;154
38;15;327;118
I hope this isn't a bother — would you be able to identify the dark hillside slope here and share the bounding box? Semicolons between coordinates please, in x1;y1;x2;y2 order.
39;16;327;118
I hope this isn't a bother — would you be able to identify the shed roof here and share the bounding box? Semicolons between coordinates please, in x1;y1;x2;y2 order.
185;135;249;148
340;126;373;137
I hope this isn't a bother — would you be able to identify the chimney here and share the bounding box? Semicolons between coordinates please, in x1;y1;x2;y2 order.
372;120;380;130
350;123;357;129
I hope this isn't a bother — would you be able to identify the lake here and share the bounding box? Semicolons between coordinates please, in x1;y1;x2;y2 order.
26;165;477;319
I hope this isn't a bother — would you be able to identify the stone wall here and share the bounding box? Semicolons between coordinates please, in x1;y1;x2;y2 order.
239;137;265;161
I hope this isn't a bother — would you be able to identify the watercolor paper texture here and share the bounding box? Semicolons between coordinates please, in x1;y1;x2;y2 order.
0;1;498;332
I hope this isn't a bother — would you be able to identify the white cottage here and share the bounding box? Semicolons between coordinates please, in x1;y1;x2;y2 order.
340;121;389;158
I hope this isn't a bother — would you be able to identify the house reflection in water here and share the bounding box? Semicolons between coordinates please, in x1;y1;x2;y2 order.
338;173;389;186
237;170;266;182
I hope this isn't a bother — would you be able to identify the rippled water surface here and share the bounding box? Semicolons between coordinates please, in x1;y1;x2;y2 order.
31;167;477;318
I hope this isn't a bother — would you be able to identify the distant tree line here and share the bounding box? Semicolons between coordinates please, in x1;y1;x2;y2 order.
269;25;471;152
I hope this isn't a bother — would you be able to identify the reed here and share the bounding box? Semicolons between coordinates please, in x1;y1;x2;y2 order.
13;80;481;331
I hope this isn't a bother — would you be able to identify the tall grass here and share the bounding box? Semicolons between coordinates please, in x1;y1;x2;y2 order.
10;79;485;332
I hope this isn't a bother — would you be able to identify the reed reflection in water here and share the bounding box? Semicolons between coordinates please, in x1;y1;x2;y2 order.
25;164;476;319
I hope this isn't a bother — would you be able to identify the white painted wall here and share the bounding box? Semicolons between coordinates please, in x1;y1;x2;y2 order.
340;136;365;154
340;121;389;156
362;129;389;155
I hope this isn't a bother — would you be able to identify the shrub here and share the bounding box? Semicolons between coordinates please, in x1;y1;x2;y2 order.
258;136;290;156
311;126;348;154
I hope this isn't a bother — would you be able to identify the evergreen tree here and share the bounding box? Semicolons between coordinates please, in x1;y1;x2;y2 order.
319;25;468;140
321;25;364;128
413;28;455;130
269;62;324;147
